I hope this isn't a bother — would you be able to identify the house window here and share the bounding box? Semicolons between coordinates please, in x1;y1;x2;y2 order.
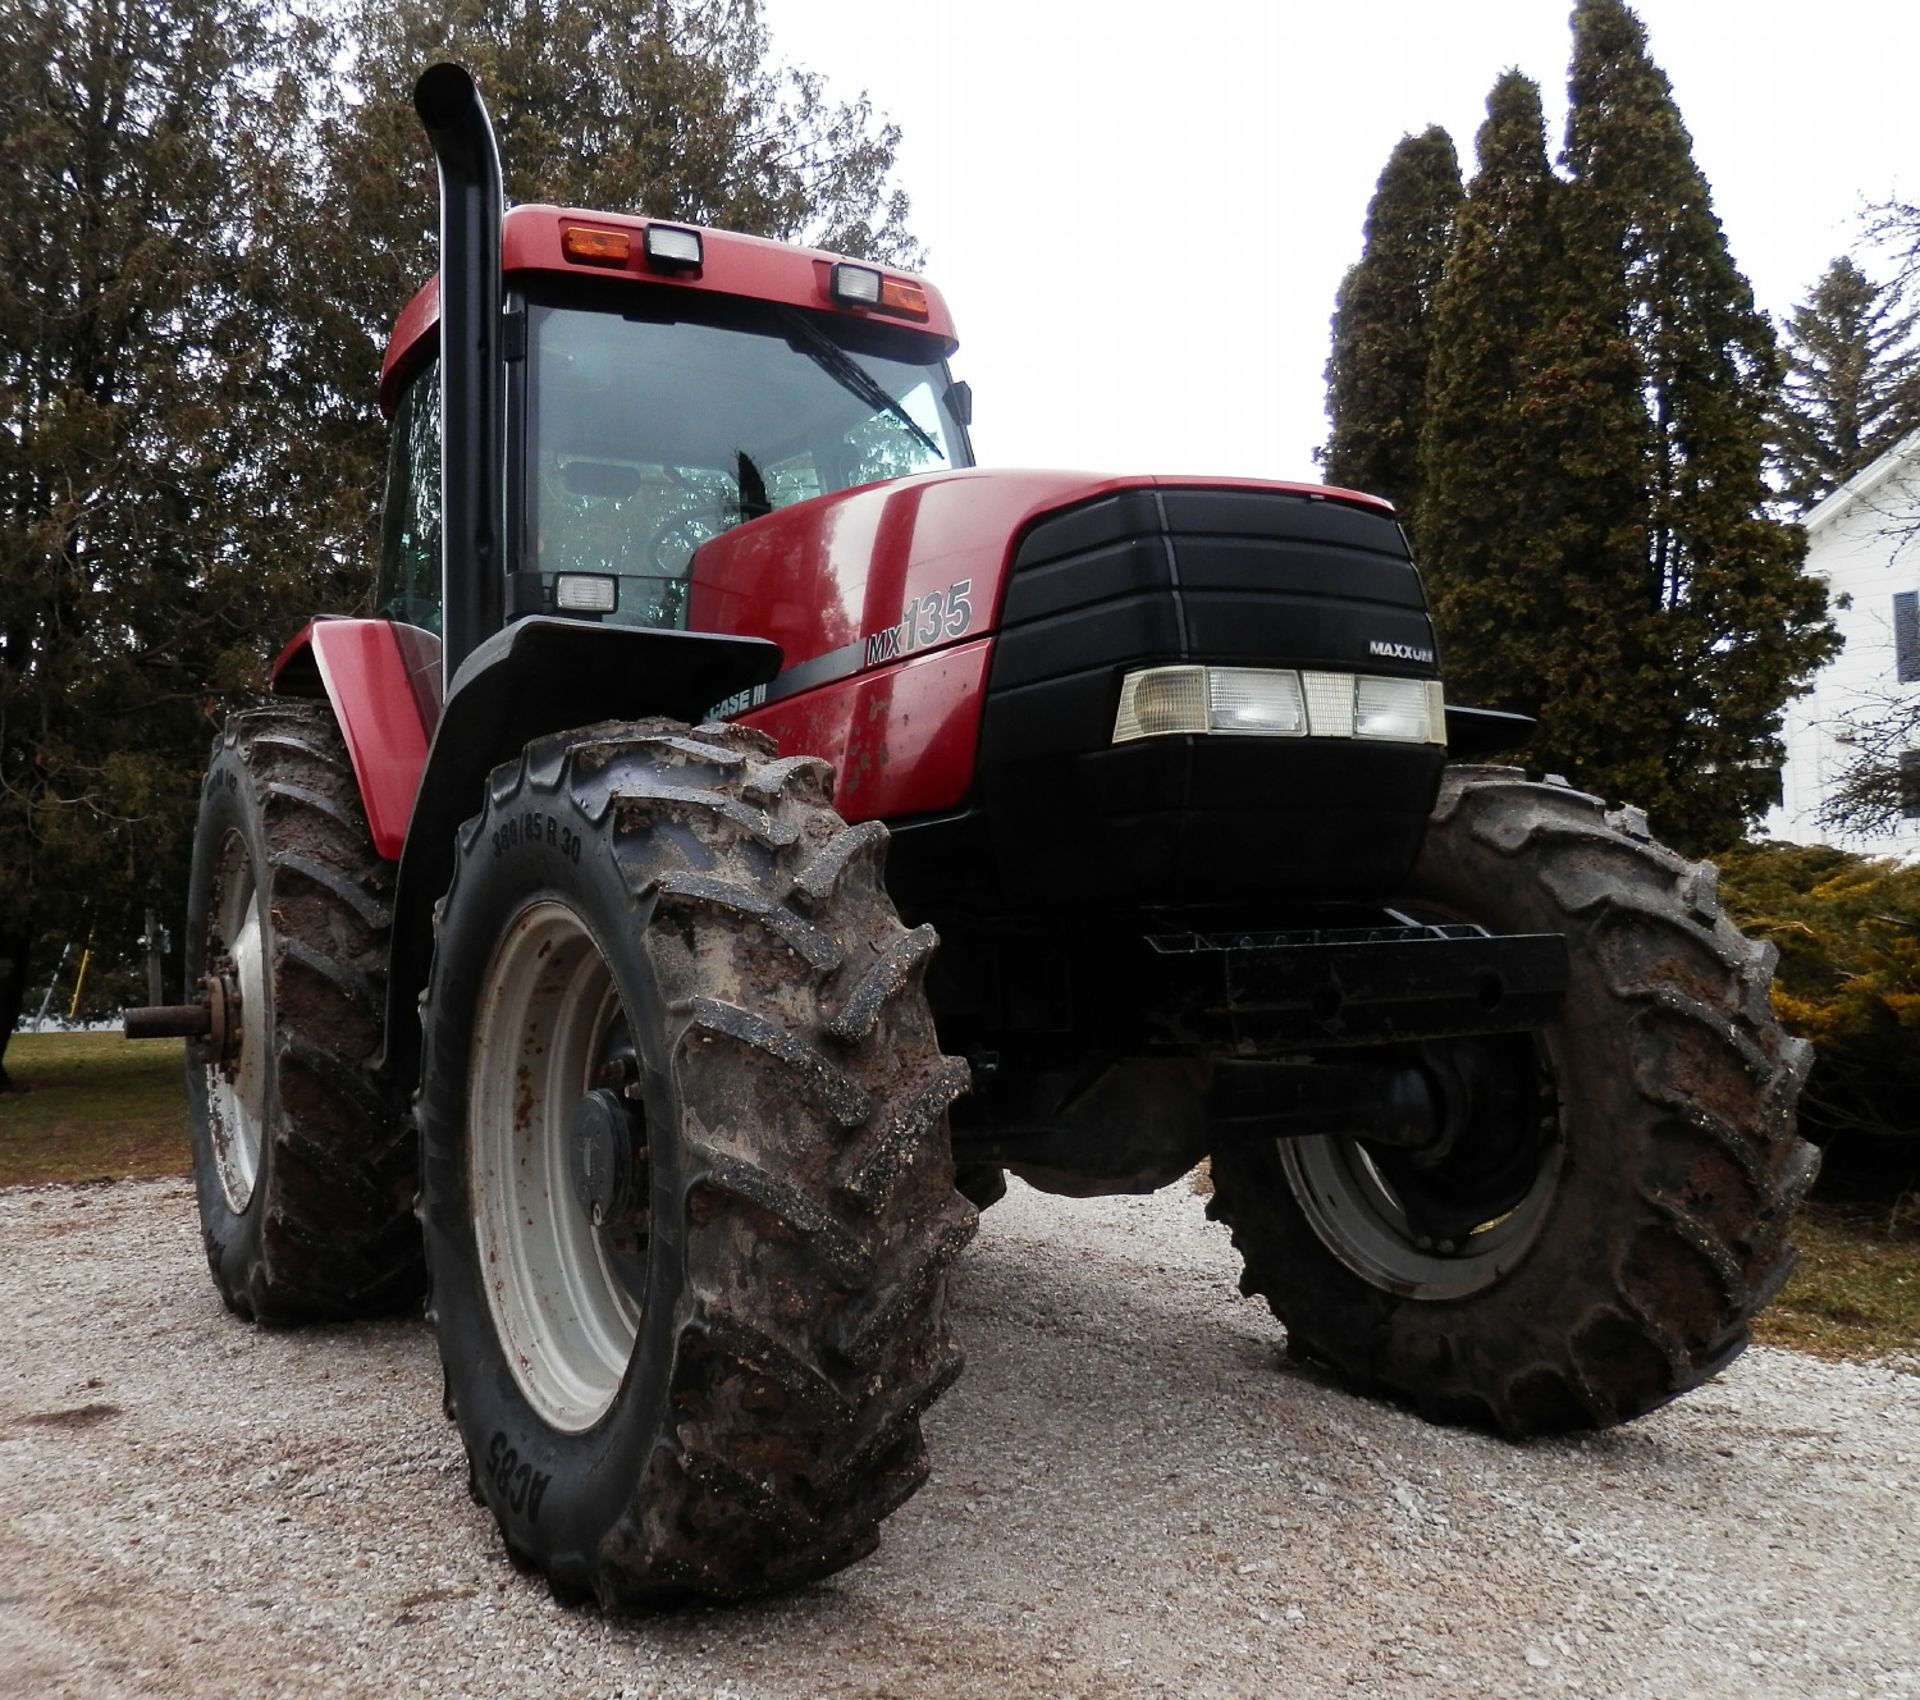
1897;590;1920;684
1902;749;1920;820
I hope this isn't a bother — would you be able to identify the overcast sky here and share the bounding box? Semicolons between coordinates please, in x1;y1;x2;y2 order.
758;0;1918;486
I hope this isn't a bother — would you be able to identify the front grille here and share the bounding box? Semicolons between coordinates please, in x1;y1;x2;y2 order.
889;485;1448;916
990;486;1431;695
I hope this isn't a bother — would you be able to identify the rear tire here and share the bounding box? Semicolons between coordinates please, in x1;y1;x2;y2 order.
417;719;975;1607
1209;767;1817;1436
183;702;420;1321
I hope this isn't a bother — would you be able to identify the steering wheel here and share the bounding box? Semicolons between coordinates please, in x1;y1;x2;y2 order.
645;507;736;579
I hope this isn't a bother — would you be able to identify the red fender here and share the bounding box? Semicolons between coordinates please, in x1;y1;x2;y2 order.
270;620;440;863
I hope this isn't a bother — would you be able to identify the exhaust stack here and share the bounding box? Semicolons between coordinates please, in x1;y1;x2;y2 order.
413;63;504;689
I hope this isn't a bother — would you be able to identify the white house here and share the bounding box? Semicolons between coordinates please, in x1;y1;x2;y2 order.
1765;430;1920;860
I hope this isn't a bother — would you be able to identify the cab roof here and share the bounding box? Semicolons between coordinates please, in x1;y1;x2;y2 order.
378;202;959;417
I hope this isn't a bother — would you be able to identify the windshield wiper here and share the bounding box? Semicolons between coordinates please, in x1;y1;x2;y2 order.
780;309;945;463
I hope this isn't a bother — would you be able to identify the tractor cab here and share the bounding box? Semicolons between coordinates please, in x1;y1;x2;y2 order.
373;206;972;638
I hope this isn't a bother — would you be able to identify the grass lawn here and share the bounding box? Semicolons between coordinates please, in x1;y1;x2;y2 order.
1753;1199;1920;1368
5;1032;1917;1373
0;1030;190;1184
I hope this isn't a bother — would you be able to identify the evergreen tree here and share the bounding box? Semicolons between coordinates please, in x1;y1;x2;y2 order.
341;0;920;268
1556;0;1835;848
1771;256;1920;511
1867;195;1920;297
1864;196;1920;547
0;0;923;1084
1321;126;1462;530
0;0;336;1085
328;0;922;339
1417;74;1566;708
1416;72;1658;806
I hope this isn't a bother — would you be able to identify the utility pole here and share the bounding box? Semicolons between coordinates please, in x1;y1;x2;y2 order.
141;908;169;1007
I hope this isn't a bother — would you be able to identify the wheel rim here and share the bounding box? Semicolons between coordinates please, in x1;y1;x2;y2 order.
1278;1033;1563;1302
207;831;269;1214
468;901;649;1433
1279;1131;1560;1300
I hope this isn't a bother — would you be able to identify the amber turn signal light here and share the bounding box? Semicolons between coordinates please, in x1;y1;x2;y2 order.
879;277;929;318
562;226;632;267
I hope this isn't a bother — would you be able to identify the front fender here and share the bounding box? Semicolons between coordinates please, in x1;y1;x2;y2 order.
272;619;440;861
379;616;780;1092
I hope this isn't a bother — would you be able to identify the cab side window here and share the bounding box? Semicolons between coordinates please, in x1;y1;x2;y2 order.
377;359;443;631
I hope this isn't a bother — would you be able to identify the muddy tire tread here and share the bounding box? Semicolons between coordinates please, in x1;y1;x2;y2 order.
422;716;974;1607
193;702;420;1321
1208;766;1815;1437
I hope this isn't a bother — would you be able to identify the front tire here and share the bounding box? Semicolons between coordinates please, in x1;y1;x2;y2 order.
417;720;975;1607
1209;768;1817;1436
183;703;420;1321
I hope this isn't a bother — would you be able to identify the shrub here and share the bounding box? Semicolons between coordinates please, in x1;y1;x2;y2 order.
1714;842;1920;1168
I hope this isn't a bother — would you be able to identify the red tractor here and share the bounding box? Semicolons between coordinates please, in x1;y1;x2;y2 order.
130;66;1814;1607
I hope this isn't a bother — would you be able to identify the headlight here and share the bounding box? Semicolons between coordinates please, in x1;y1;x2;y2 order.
1208;667;1308;736
1113;666;1443;745
1354;675;1437;741
1113;666;1208;741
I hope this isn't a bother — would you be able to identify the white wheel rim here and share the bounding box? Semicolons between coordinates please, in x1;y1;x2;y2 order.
1279;1129;1560;1301
469;901;644;1433
208;832;268;1213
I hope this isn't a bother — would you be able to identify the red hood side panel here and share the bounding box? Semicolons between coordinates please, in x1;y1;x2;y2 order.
686;467;1395;819
688;467;1392;665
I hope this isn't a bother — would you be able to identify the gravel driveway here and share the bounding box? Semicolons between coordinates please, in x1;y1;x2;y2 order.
2;1177;1916;1700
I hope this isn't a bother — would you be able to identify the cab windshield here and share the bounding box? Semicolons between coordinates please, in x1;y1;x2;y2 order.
526;290;970;628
